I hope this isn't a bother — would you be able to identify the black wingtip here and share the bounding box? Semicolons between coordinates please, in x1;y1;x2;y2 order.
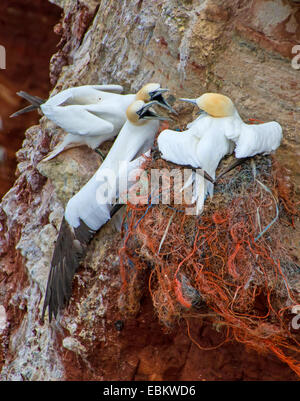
41;217;96;323
110;203;124;218
215;157;251;183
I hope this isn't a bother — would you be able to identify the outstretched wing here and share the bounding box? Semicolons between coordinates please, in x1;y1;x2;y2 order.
42;166;116;322
157;128;200;168
158;130;208;214
225;121;282;159
42;217;95;322
158;127;231;212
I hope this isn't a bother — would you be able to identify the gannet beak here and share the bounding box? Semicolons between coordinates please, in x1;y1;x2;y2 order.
179;98;198;105
155;88;169;94
195;110;206;116
137;100;171;121
150;89;177;115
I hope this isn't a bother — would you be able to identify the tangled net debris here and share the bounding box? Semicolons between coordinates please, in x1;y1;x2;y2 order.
117;150;300;376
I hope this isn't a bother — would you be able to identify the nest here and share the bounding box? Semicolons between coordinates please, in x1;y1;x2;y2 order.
117;151;300;376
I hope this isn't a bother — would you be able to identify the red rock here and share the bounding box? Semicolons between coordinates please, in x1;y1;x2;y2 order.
0;0;61;199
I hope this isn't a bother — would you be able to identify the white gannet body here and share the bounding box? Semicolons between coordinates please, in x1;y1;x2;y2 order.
11;83;174;161
42;100;167;322
158;93;282;213
41;85;134;161
65;100;161;230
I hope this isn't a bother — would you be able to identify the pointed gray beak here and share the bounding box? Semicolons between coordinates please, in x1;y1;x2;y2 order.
179;98;198;105
155;88;169;95
140;100;159;110
138;100;171;121
150;88;178;115
196;110;206;116
161;102;178;115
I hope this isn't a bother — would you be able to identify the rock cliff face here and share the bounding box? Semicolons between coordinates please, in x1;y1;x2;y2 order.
0;0;299;380
0;0;61;197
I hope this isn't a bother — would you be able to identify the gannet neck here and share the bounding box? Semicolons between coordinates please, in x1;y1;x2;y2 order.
100;119;157;173
196;93;235;118
122;93;136;106
233;107;243;121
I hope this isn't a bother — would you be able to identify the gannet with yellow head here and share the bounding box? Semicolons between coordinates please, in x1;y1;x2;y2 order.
42;99;168;322
11;83;174;161
158;93;282;213
135;83;175;112
182;93;235;118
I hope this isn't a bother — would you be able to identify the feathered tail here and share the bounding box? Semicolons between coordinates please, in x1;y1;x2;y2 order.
10;91;45;118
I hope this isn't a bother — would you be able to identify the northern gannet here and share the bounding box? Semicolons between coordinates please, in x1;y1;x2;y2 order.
42;100;168;322
157;93;282;213
11;83;174;161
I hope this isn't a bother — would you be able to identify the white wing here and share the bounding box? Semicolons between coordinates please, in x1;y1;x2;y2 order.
158;125;233;213
158;129;200;167
44;85;124;107
186;112;208;129
92;84;124;93
226;121;282;158
158;125;232;175
158;129;206;213
43;86;100;107
41;103;115;137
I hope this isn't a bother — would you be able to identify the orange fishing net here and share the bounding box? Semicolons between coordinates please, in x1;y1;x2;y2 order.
118;151;300;376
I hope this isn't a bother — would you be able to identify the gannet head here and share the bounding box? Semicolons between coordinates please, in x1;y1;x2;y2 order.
126;100;169;125
136;83;176;113
180;93;235;118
